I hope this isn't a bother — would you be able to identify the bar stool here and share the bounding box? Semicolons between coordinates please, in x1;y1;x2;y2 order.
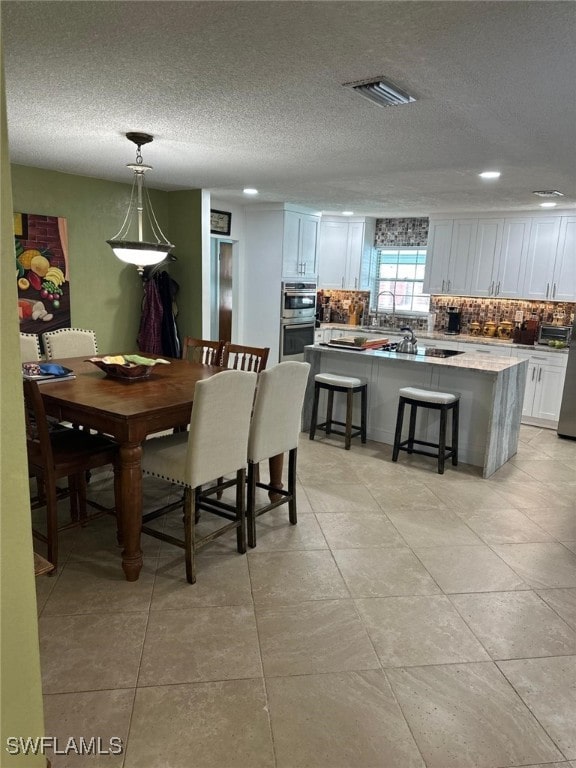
309;373;367;450
392;386;459;474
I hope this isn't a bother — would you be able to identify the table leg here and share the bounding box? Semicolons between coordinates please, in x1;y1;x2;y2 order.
117;442;144;581
268;453;284;502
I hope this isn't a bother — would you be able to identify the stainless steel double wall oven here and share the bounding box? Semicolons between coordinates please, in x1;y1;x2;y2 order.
280;281;316;361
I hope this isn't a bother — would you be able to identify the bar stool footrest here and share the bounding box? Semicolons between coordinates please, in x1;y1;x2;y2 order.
397;438;455;459
315;420;363;439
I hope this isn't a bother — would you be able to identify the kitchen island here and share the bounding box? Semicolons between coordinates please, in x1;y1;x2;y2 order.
303;344;528;478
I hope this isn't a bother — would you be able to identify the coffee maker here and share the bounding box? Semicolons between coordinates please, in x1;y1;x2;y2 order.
446;306;461;335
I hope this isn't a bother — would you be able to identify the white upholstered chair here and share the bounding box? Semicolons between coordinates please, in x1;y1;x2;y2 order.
20;332;42;362
246;361;310;548
140;369;257;583
43;328;98;359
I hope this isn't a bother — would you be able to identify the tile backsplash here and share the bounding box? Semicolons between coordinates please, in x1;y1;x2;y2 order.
318;289;429;330
430;296;576;333
317;289;370;325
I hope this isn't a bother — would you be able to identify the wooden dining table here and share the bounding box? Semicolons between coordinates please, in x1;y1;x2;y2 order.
38;356;284;581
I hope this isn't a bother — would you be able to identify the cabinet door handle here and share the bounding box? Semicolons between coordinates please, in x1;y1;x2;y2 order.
553;283;557;298
354;277;358;289
538;367;542;383
496;281;501;295
341;277;344;288
447;279;451;292
531;367;536;381
441;279;445;292
489;281;494;295
546;283;550;298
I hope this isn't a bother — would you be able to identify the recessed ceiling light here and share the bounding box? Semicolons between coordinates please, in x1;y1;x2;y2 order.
540;201;558;208
479;171;501;180
342;211;354;216
243;188;258;195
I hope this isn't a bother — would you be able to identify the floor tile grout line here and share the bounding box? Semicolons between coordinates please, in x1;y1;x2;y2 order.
494;658;573;762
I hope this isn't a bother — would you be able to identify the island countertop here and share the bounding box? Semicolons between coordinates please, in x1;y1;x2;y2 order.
314;343;523;373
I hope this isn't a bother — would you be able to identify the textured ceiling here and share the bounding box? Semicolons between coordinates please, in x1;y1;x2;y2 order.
3;1;576;216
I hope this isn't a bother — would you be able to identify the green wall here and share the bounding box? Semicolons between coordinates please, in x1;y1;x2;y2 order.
10;166;204;352
167;190;204;339
0;57;46;767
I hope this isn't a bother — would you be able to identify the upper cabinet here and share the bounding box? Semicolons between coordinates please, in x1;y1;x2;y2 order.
521;217;562;300
496;217;532;298
522;215;576;302
554;216;576;301
468;218;504;297
317;217;375;290
282;210;320;279
423;218;476;295
422;219;452;294
425;212;576;301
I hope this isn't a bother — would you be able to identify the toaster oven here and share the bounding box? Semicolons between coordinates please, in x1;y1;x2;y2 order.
537;324;572;346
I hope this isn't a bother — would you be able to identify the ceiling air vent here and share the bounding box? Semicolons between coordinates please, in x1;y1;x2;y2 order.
344;77;416;107
532;190;564;197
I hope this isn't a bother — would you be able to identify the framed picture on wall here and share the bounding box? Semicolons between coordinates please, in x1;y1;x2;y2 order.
14;212;71;335
210;209;232;236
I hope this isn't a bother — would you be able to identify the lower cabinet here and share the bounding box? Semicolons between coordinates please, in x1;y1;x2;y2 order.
515;350;567;426
459;342;511;357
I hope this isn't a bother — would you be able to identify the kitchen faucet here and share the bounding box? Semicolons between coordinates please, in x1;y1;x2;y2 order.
375;290;396;328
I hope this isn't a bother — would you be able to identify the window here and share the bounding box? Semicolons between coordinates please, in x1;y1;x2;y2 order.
374;248;430;313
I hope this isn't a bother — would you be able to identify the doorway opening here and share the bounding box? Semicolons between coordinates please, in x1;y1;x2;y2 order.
210;238;234;342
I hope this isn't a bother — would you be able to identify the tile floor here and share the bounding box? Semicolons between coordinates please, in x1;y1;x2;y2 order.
34;425;576;768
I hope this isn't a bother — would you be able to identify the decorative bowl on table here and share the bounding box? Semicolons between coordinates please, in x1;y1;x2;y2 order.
87;355;169;381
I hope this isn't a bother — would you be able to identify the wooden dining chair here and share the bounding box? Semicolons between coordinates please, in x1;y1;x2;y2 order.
24;379;118;570
20;332;42;362
181;337;224;366
221;343;269;373
43;328;98;359
246;361;310;547
140;369;257;583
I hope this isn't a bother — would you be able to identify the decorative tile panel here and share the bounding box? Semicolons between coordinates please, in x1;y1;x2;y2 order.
375;218;429;247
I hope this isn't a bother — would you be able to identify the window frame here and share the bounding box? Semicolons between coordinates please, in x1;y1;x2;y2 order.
373;246;430;315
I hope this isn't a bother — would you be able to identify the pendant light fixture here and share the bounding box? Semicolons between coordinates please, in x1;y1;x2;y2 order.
107;132;174;276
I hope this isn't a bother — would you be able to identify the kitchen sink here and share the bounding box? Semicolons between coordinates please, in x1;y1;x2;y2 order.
421;348;465;358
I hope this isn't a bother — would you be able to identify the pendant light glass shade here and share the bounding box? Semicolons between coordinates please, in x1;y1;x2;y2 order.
107;133;174;274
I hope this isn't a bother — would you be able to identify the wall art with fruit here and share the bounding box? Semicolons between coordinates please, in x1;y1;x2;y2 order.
14;212;71;337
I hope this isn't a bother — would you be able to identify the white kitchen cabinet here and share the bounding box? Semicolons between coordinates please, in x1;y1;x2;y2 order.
521;217;562;301
423;219;453;294
494;217;532;298
459;342;511;357
425;213;574;300
317;217;369;290
447;219;476;294
551;216;576;301
282;210;320;278
468;219;504;297
515;349;567;426
424;218;487;296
